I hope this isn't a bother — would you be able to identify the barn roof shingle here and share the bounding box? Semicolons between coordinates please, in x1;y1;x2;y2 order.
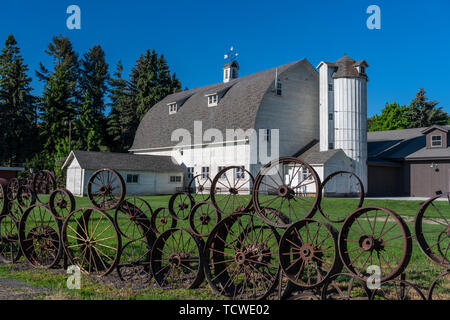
130;59;310;151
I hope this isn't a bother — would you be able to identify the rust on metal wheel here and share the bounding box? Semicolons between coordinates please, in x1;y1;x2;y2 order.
188;174;212;202
188;202;220;237
6;178;20;201
279;219;341;289
204;212;281;299
62;207;122;276
114;197;153;241
427;271;449;300
7;201;23;222
0;214;22;264
319;171;365;223
114;198;156;281
414;193;449;268
371;279;426;300
320;272;370;300
0;179;8;215
49;188;76;219
252;157;321;228
338;206;412;282
168;192;194;220
19;204;62;268
32;170;57;204
210;166;254;216
151;207;177;234
17;184;36;209
151;228;204;289
87;168;126;210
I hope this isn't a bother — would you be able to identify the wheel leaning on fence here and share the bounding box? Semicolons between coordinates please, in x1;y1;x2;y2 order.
18;204;63;268
87;168;126;210
0;214;22;264
204;212;281;300
49;188;76;219
62;207;122;276
338;206;413;282
188;174;212;202
32;170;57;204
151;207;177;235
414;193;449;268
168;192;194;220
252;157;321;228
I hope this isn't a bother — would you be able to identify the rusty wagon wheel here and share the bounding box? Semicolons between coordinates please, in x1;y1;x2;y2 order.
62;207;122;276
114;197;153;241
188;174;212;202
17;184;36;209
427;271;449;300
7;201;23;222
371;279;426;300
49;189;76;219
414;193;449;268
279;219;341;289
19;204;63;268
338;206;412;282
168;192;194;220
188;202;221;237
32;170;57;204
151;228;205;289
252;157;321;228
6;177;20;201
87;169;126;210
320;273;370;300
210;166;254;216
204;212;281;300
151;207;177;235
0;214;22;263
0;179;8;215
114;198;156;281
319;171;365;223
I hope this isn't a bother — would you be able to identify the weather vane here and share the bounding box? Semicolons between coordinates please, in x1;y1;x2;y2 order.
224;46;238;62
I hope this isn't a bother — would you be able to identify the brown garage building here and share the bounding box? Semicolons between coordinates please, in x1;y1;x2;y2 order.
0;166;24;181
368;125;450;197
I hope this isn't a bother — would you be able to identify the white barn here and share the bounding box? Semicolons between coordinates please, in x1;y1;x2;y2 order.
63;55;369;195
62;150;184;196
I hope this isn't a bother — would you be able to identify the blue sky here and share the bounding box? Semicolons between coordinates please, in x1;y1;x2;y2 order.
1;0;449;116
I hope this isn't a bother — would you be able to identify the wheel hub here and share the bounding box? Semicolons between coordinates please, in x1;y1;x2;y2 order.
359;235;383;251
199;214;211;225
278;185;295;199
168;253;181;267
159;217;168;225
57;199;67;209
299;243;315;261
229;188;238;195
178;202;188;210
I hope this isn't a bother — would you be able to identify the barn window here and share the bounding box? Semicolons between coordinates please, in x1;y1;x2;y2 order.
431;135;442;147
169;176;182;183
187;167;194;180
168;103;178;114
329;113;333;121
217;166;226;179
328;84;333;92
207;94;218;107
201;167;210;179
329;142;334;150
276;81;282;96
301;167;311;181
126;174;139;184
236;166;246;179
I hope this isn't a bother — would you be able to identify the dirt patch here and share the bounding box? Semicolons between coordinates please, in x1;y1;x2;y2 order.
0;276;48;300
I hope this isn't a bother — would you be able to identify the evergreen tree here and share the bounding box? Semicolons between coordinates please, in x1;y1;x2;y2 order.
0;34;37;165
368;102;409;132
404;88;448;127
36;35;79;169
77;45;109;150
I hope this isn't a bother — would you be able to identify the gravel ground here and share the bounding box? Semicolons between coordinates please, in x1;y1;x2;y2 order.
0;276;48;300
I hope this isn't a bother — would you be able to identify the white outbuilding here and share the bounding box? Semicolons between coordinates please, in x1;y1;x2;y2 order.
62;150;184;197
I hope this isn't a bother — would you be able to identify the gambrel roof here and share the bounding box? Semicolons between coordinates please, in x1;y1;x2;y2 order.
130;59;316;151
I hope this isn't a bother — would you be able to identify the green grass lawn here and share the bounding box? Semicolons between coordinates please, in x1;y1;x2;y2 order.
0;194;447;300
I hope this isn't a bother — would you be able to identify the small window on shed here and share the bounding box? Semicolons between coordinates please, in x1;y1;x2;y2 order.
126;174;139;184
169;176;182;183
431;135;442;147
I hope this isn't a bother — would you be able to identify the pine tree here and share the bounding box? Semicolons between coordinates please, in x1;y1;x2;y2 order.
405;88;448;128
36;35;79;169
0;34;37;166
77;45;109;150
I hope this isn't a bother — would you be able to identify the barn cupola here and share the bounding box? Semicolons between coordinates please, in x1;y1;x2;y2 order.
223;60;239;83
223;46;239;83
